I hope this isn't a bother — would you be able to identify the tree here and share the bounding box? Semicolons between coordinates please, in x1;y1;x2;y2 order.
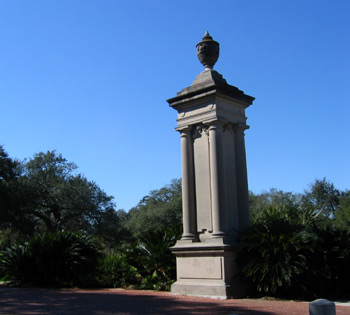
333;193;350;231
93;208;130;249
0;146;36;244
21;151;115;233
125;179;182;240
302;178;341;218
249;189;302;223
0;145;20;225
0;145;19;182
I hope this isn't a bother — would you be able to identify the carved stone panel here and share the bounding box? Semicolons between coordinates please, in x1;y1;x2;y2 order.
177;256;223;280
192;125;212;234
221;124;239;236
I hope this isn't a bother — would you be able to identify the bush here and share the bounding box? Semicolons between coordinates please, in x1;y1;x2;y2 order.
308;227;350;299
97;253;140;288
0;231;101;287
238;213;316;297
125;228;179;291
239;204;350;300
251;204;321;227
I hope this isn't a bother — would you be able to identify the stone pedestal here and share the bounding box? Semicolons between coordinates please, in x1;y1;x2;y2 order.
170;242;246;298
167;33;254;298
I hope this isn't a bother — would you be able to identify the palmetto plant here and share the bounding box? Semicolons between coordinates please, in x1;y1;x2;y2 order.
98;253;140;288
0;243;33;284
0;231;101;287
252;204;321;227
127;228;180;291
238;217;315;295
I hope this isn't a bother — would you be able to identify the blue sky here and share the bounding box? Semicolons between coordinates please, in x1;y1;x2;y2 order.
1;1;349;211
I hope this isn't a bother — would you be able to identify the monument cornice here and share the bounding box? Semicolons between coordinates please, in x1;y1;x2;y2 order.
167;70;255;110
171;242;237;253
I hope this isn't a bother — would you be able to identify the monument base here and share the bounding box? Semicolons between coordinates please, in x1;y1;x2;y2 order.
171;280;233;299
170;241;247;299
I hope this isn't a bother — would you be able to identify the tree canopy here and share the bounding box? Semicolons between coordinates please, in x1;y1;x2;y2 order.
1;144;349;253
0;146;33;236
125;179;182;240
20;151;115;233
0;147;127;248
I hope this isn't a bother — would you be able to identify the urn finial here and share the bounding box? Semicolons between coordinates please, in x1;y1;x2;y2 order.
196;31;220;70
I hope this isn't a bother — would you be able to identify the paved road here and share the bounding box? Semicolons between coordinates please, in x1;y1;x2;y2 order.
0;288;349;315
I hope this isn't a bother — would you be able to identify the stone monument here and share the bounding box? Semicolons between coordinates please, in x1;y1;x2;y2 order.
167;31;255;298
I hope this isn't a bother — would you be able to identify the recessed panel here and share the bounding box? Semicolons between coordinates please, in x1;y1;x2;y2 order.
193;129;212;232
177;257;222;280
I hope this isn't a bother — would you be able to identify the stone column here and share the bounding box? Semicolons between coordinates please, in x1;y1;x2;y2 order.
234;124;250;230
180;127;198;240
208;122;225;238
168;32;255;298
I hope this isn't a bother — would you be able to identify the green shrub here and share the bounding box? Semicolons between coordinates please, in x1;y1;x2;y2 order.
97;253;140;288
252;204;321;227
0;244;33;284
308;227;350;299
239;204;350;300
238;217;315;297
126;228;179;291
0;231;101;287
96;228;179;291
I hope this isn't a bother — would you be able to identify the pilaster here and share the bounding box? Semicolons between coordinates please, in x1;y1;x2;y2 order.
234;124;250;230
179;126;198;241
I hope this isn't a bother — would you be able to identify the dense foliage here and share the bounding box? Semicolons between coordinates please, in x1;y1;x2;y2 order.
0;147;128;249
125;179;182;240
97;253;139;288
0;231;101;287
127;228;180;290
1;145;350;299
0;146;182;289
241;184;350;299
98;228;179;291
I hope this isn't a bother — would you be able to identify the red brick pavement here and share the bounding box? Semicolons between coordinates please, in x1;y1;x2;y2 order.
0;288;349;315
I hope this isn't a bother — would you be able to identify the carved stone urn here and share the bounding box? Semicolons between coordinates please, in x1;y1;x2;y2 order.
196;31;220;70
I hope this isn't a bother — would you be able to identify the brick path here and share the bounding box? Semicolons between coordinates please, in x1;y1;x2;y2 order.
0;288;349;314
